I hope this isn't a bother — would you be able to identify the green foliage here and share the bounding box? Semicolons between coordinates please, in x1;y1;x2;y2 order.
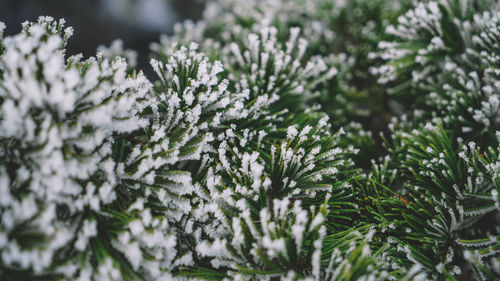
2;0;500;280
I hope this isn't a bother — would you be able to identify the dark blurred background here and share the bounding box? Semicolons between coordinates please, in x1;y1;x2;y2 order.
0;0;205;77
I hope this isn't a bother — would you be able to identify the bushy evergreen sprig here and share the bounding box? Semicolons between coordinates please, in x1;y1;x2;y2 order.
375;0;500;139
0;17;153;279
156;0;414;130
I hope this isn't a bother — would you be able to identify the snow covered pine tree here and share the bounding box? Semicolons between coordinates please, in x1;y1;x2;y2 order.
1;0;500;280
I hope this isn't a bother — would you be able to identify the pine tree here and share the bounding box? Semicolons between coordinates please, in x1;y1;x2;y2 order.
1;0;500;280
